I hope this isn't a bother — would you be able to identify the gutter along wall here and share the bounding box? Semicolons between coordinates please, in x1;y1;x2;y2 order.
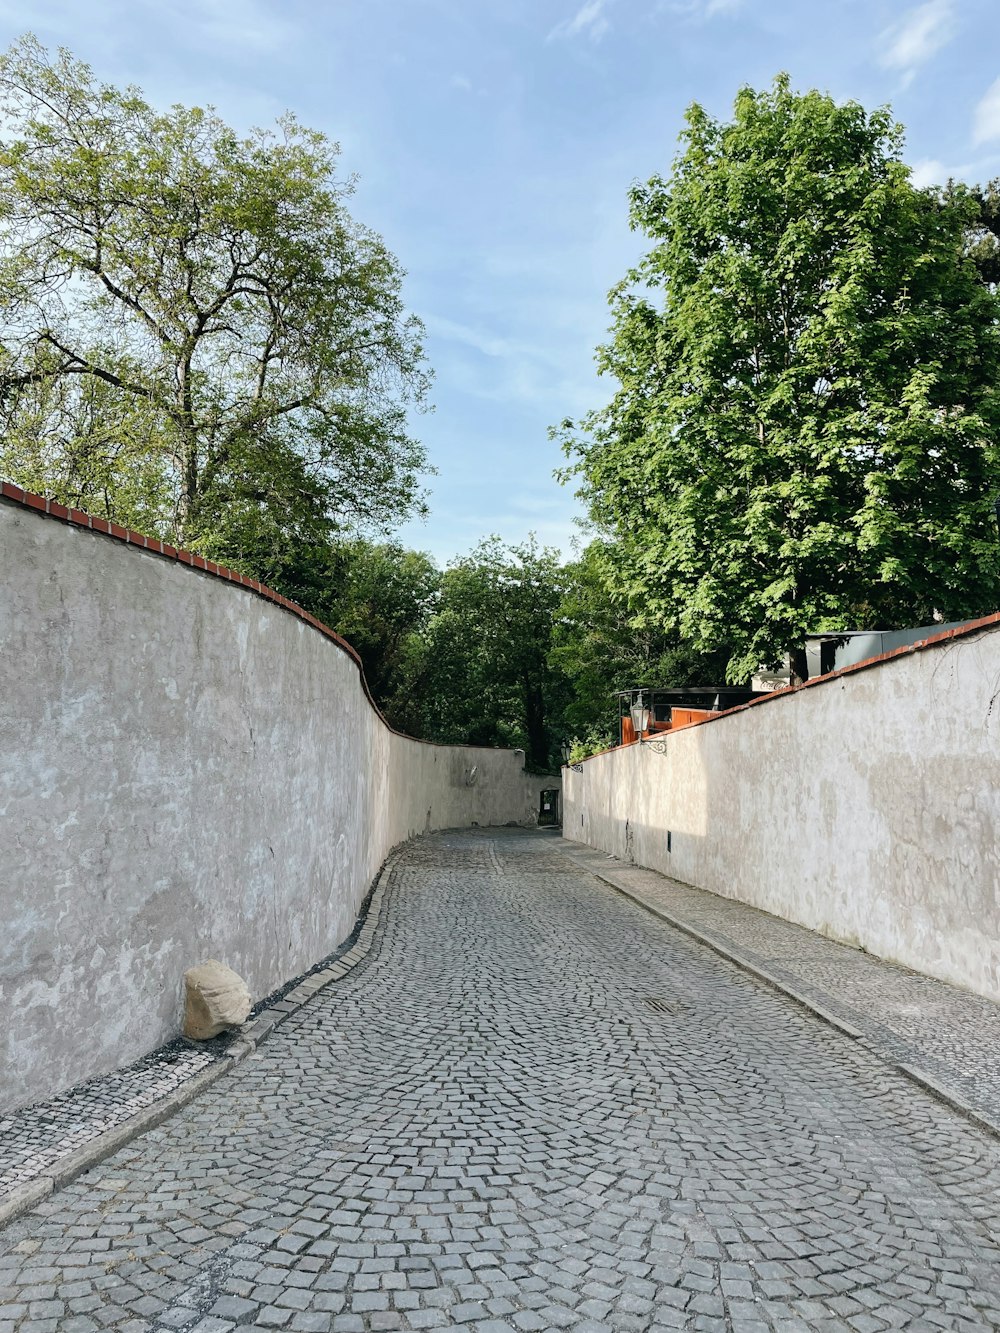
562;615;1000;1004
0;486;554;1112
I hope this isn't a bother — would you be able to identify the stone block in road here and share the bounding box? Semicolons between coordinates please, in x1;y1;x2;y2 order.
183;959;252;1039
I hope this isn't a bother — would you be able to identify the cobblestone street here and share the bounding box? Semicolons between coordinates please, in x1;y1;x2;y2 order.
2;828;999;1333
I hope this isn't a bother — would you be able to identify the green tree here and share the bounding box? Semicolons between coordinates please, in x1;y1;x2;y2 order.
318;541;440;719
969;178;1000;287
2;369;176;534
206;531;440;727
560;77;1000;682
0;36;429;552
406;537;568;770
551;539;731;745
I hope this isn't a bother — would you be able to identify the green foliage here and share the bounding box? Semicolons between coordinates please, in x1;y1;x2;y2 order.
1;370;175;532
220;533;440;729
0;36;430;551
564;728;615;764
404;536;569;770
968;178;1000;287
250;529;733;761
318;542;440;718
551;539;732;735
236;533;576;768
560;76;1000;682
392;535;728;765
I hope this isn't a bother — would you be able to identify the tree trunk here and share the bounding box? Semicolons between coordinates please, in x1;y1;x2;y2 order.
523;678;548;771
174;442;199;547
788;645;809;686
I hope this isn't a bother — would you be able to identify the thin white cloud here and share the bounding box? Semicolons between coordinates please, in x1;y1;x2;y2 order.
973;77;1000;145
547;0;611;43
909;157;950;187
878;1;955;82
908;153;1000;186
510;494;567;515
450;74;473;93
4;0;299;59
659;0;743;19
424;314;524;360
176;0;294;53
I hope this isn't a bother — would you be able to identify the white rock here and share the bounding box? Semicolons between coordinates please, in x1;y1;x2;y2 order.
183;959;252;1039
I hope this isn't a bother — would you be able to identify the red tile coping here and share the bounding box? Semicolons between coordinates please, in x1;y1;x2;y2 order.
0;481;432;745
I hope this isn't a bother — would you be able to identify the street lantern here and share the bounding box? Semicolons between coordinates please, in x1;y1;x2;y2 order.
629;695;650;741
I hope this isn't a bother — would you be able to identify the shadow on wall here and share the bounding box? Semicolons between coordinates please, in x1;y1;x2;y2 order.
569;735;711;874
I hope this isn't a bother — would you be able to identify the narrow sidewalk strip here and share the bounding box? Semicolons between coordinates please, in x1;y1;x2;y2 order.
552;836;1000;1141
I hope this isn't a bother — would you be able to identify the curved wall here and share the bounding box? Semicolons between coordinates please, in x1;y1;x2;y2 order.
0;490;555;1111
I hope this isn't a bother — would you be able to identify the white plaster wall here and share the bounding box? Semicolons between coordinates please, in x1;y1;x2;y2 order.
563;627;1000;1003
0;502;555;1111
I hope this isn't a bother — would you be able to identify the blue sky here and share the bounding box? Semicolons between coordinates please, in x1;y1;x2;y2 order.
3;0;1000;563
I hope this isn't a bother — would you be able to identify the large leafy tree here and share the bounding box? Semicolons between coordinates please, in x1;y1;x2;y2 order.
0;36;429;553
560;76;1000;682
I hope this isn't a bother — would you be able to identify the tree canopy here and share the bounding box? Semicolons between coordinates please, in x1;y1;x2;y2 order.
0;36;430;558
256;533;590;769
559;76;1000;682
551;539;731;749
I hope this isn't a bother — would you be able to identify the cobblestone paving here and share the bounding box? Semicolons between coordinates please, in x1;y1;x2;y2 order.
551;840;1000;1127
2;828;999;1332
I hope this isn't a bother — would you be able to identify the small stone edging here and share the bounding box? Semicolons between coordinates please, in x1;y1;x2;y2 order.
0;851;401;1233
553;840;1000;1144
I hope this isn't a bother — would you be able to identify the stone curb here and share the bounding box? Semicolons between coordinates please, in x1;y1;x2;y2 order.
0;853;401;1233
894;1062;1000;1141
0;1061;233;1232
553;842;1000;1143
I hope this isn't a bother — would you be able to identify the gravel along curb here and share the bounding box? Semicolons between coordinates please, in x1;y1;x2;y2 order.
554;843;1000;1144
0;852;400;1232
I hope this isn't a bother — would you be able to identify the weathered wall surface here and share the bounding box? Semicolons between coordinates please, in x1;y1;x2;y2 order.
563;622;1000;1003
0;496;555;1111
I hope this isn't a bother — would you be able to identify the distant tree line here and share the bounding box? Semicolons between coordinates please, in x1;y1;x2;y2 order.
255;532;724;771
